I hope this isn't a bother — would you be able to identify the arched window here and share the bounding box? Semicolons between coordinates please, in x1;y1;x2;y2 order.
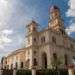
53;53;57;60
64;54;68;66
25;59;30;68
70;44;74;49
21;62;23;68
11;64;13;69
52;36;56;44
41;36;45;43
42;52;47;68
15;62;18;69
7;65;9;69
33;58;37;66
33;26;36;31
52;53;58;69
34;50;37;55
34;38;37;43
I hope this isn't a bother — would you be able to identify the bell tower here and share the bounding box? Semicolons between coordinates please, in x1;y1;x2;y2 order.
26;20;38;47
26;21;38;69
26;20;38;34
49;6;65;34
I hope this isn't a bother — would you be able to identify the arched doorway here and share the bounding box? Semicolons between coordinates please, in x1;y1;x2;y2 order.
64;54;68;66
42;52;47;69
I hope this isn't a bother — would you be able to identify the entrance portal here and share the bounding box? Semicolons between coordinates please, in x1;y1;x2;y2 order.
42;52;47;69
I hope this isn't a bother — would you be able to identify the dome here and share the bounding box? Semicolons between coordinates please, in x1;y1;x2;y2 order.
50;5;59;12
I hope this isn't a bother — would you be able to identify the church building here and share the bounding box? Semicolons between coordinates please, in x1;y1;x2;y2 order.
2;6;75;69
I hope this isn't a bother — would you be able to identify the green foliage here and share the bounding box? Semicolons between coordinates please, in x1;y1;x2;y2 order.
2;69;68;75
2;69;13;75
16;69;31;75
51;56;63;69
36;69;68;75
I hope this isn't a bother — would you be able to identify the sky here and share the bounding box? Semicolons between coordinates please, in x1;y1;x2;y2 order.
0;0;75;61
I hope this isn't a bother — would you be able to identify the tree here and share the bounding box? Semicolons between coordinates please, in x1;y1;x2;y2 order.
51;55;63;70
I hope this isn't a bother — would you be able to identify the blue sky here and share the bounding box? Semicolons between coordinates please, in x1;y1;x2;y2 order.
0;0;75;61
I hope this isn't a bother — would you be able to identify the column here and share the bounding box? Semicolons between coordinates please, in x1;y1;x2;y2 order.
68;68;74;75
0;69;3;75
13;69;17;75
32;69;36;75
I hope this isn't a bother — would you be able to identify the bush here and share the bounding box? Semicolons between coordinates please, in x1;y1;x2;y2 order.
36;69;68;75
3;69;13;75
16;69;31;75
59;69;68;75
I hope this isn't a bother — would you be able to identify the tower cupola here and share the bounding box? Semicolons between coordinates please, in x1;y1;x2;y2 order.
26;20;38;34
50;5;60;19
48;5;65;35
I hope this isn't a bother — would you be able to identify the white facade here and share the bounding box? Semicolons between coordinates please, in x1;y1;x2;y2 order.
2;6;75;69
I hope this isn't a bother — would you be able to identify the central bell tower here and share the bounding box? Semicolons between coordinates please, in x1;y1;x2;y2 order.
49;6;65;34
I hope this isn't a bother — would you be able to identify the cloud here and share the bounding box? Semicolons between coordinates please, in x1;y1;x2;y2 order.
66;0;75;17
66;24;75;35
0;29;13;49
2;29;13;35
66;0;75;35
1;35;12;43
0;0;45;61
